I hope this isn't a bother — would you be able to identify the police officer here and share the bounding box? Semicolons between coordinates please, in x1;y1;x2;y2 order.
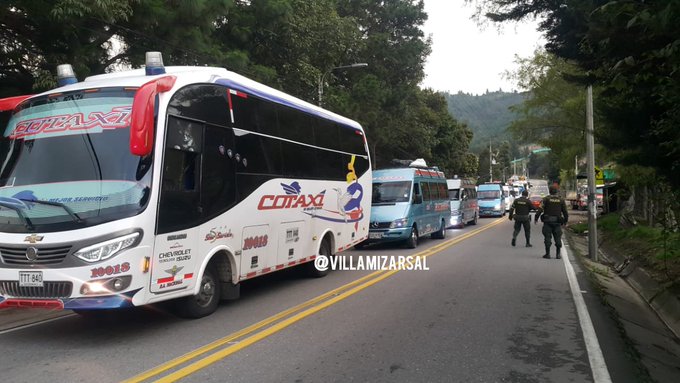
509;190;532;247
534;185;569;259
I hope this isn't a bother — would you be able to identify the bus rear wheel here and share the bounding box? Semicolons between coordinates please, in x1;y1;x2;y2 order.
431;219;446;239
305;239;331;278
174;265;220;319
470;212;478;225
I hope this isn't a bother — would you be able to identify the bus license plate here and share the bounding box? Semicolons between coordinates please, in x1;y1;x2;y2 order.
19;271;43;287
369;232;383;239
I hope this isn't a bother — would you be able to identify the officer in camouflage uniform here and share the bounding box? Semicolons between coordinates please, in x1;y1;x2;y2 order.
509;190;532;247
534;185;569;259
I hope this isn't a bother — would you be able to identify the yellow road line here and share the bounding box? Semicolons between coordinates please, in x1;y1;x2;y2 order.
126;218;505;383
122;270;386;383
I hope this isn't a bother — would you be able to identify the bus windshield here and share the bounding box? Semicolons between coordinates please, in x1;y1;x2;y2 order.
478;190;500;200
0;88;152;232
448;189;460;200
372;181;412;204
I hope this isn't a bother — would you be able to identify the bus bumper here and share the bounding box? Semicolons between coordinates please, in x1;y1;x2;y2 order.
365;228;410;244
0;290;141;310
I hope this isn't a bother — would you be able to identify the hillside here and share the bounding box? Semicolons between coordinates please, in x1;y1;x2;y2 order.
443;90;526;152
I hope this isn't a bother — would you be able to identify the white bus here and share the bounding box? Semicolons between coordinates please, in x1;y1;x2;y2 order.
0;53;371;318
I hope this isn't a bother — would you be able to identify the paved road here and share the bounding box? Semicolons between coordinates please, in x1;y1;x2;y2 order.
0;217;636;382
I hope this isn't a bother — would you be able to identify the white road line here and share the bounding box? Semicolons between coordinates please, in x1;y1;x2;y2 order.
0;313;76;335
561;246;612;383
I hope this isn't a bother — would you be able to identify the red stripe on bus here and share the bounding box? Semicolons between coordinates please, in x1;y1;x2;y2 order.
246;272;257;278
157;277;174;284
276;264;285;270
288;261;297;266
262;267;271;273
184;273;193;279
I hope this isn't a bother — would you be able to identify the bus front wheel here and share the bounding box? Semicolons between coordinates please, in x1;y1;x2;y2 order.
406;226;418;249
175;265;220;319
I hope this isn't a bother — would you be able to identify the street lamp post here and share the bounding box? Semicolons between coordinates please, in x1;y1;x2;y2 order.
318;63;368;107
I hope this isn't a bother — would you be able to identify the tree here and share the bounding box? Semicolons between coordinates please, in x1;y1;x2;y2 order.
1;0;477;180
470;0;680;187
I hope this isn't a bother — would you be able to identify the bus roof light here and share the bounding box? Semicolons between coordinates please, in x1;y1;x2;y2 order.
56;64;78;86
145;52;166;75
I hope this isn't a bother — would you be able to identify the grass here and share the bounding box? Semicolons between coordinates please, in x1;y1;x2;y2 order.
597;213;680;283
570;222;588;234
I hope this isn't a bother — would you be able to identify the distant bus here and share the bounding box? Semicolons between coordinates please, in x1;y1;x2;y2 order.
446;177;478;228
0;52;371;318
477;183;506;217
361;167;450;248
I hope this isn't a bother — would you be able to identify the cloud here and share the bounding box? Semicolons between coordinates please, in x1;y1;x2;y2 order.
421;0;544;95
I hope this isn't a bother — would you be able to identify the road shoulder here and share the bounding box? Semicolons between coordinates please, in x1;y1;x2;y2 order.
566;231;680;383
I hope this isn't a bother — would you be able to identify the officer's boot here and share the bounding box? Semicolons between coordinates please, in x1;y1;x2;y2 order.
542;245;551;259
556;246;562;259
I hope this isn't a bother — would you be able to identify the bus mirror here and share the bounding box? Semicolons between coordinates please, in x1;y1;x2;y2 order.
130;75;176;156
413;194;423;204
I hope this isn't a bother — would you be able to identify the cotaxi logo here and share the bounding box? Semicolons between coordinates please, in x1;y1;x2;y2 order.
257;181;326;210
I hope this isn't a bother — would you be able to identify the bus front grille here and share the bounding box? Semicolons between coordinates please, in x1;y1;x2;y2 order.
0;281;73;298
0;245;72;265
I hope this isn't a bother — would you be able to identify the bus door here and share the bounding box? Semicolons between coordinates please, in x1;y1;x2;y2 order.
153;115;237;293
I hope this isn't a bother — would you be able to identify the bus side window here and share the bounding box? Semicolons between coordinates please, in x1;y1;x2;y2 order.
202;125;236;218
421;182;431;201
438;183;448;200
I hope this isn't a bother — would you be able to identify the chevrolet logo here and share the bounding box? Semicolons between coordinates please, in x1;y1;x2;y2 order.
24;234;44;244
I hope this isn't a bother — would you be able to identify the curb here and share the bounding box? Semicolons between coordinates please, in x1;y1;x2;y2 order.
567;231;680;340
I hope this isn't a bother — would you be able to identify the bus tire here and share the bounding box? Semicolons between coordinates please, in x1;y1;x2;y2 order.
470;212;478;225
174;265;220;319
431;219;446;239
306;239;331;278
406;226;418;249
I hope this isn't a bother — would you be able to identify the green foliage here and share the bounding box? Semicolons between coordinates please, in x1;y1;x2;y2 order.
471;0;680;188
570;222;587;234
443;90;526;153
1;0;476;177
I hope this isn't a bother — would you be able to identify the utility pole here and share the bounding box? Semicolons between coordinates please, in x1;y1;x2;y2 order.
586;86;598;261
489;142;493;182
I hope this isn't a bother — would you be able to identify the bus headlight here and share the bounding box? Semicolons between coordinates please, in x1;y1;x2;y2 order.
390;218;408;228
74;233;140;263
81;276;132;295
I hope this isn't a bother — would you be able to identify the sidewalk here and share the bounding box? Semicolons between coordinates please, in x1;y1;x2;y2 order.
567;231;680;383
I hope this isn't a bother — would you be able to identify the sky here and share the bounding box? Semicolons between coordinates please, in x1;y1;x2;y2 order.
421;0;545;95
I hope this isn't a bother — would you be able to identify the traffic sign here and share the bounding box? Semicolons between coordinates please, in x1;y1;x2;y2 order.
595;166;604;185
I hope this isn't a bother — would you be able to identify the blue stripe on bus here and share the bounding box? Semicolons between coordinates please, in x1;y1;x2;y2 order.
214;78;361;132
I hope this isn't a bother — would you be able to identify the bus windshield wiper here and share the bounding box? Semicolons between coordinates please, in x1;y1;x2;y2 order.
0;201;34;230
19;198;83;223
